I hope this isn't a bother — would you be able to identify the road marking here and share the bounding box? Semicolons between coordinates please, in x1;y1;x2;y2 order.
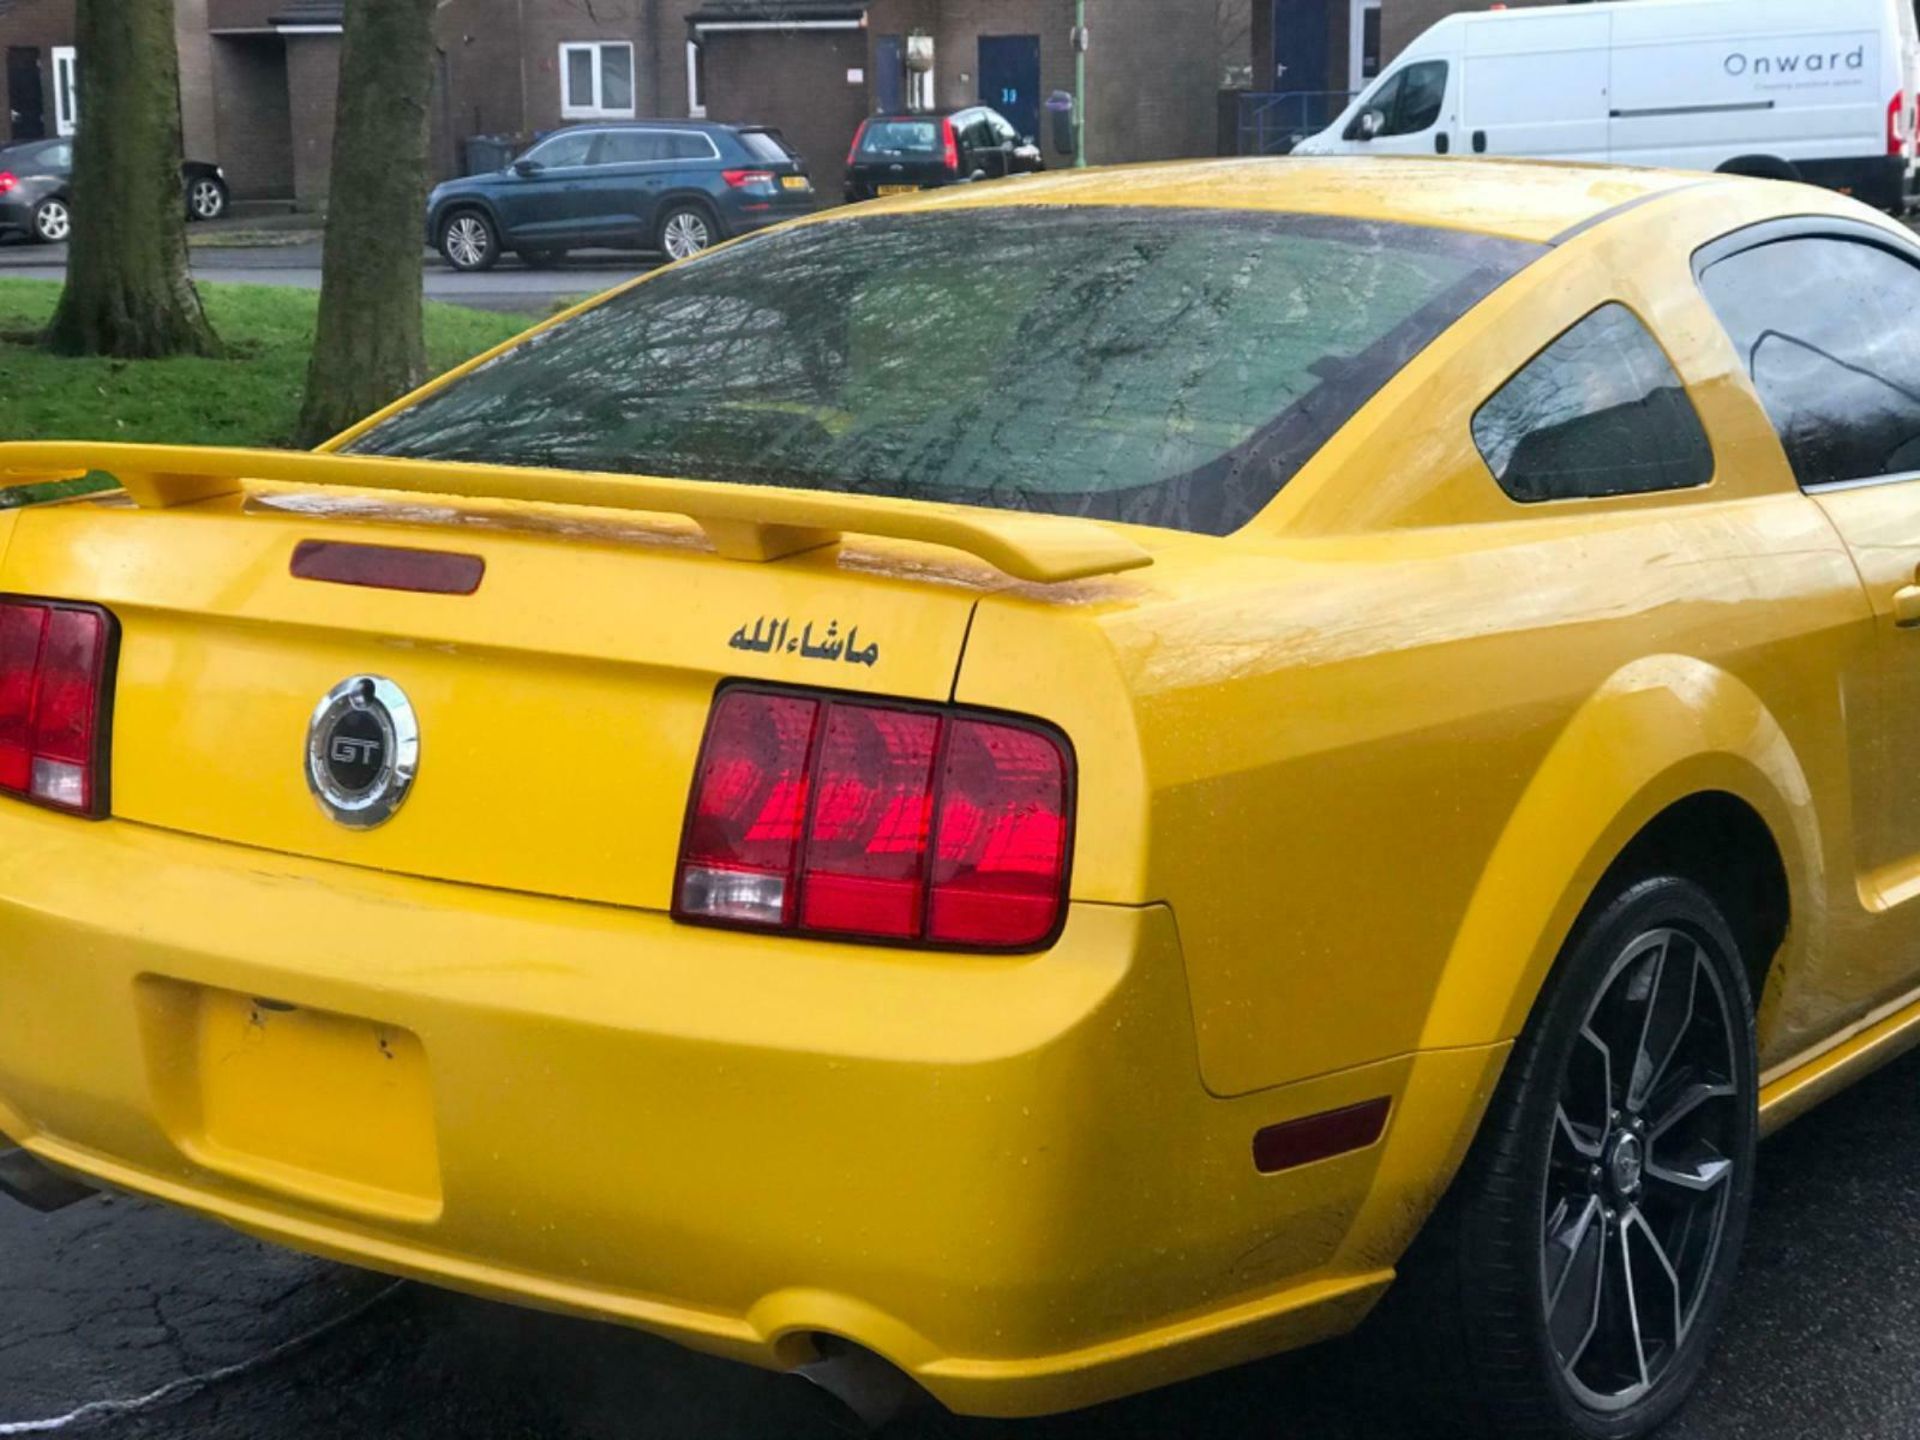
0;1280;404;1434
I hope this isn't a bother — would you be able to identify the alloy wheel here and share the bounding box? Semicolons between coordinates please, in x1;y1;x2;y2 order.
34;200;70;243
662;210;712;261
443;214;491;269
190;179;225;220
1540;925;1741;1414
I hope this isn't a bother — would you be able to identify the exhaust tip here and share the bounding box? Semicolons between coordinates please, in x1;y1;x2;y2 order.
0;1144;97;1213
791;1334;932;1433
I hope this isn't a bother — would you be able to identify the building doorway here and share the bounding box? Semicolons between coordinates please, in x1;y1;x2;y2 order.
1349;0;1381;93
5;47;44;141
977;35;1040;141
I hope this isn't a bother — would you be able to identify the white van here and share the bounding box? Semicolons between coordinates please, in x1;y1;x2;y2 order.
1292;0;1919;211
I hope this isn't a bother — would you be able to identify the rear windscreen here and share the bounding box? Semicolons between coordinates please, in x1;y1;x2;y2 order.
348;208;1542;534
857;120;942;157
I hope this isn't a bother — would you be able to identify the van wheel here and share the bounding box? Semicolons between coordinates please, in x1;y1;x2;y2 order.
1715;155;1800;183
438;208;498;272
1385;875;1757;1439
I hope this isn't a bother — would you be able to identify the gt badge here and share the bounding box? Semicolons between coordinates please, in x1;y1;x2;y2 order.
306;675;418;828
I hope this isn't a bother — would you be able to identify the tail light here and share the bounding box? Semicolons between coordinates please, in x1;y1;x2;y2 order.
847;121;867;168
0;173;15;196
0;598;115;817
676;686;1073;951
942;117;961;172
722;168;776;192
1891;91;1908;155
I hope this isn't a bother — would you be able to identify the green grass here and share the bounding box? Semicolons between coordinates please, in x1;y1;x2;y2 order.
0;279;533;450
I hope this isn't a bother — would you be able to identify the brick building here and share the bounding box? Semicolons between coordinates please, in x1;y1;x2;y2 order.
2;0;1240;208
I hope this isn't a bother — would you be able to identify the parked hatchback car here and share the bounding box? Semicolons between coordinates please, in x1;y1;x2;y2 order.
844;106;1044;201
427;121;815;271
0;139;229;243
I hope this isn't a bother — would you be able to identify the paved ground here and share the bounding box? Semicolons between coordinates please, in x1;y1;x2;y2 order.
4;1043;1919;1439
0;237;654;315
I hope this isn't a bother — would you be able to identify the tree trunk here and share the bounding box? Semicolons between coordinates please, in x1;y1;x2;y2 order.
43;0;219;359
295;0;437;447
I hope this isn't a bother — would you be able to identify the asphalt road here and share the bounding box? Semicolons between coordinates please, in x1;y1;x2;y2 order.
4;1043;1919;1439
0;238;654;315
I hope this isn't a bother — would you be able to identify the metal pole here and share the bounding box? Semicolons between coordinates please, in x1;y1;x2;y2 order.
1075;0;1087;167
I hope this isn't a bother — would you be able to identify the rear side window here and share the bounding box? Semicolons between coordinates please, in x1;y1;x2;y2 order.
660;132;718;160
1473;304;1712;503
349;209;1541;536
858;119;941;156
1699;235;1920;488
594;131;665;164
737;131;793;163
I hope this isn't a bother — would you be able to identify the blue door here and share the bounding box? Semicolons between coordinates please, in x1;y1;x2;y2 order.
874;35;906;116
977;35;1041;142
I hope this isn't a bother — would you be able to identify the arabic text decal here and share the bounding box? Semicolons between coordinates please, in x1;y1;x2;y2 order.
729;616;879;668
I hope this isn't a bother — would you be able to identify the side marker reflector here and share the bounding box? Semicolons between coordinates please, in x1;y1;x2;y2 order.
1252;1096;1391;1175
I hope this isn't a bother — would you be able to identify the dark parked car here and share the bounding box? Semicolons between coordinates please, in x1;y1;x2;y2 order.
0;139;229;243
427;121;816;272
844;106;1044;202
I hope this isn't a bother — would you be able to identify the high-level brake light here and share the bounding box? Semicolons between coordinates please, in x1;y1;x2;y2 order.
675;686;1073;951
0;599;115;817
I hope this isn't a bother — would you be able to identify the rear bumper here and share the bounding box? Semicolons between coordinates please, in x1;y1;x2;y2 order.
0;804;1505;1416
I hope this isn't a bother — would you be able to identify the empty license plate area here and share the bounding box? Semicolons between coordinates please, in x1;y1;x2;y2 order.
138;979;442;1222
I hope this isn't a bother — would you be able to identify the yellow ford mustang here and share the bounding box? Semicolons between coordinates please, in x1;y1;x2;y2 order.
1;156;1916;1437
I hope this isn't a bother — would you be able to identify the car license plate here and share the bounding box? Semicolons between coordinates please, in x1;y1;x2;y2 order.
782;176;810;191
877;184;918;197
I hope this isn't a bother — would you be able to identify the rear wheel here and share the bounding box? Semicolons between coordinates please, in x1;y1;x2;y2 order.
30;197;70;244
1390;876;1757;1439
186;176;228;222
656;202;718;261
438;208;498;272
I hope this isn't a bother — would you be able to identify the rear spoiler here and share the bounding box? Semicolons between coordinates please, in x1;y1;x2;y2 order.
0;442;1153;585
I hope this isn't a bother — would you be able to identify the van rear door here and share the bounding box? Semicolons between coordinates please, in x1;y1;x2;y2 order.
1460;10;1611;161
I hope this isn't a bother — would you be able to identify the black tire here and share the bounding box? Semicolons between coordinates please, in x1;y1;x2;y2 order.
185;175;228;222
438;207;499;272
515;248;567;268
1716;155;1800;183
30;196;70;245
1383;875;1758;1439
655;201;720;262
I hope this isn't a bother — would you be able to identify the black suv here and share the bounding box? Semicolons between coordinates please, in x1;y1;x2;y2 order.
427;121;815;271
844;107;1044;203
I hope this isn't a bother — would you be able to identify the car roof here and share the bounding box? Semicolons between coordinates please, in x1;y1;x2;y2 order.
836;156;1718;244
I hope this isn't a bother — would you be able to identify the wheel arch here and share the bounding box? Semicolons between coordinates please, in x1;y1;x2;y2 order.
431;195;503;240
1419;655;1817;1055
1716;154;1801;182
655;189;725;237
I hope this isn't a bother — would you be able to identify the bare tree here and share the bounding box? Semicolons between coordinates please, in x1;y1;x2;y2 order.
296;0;438;446
44;0;218;358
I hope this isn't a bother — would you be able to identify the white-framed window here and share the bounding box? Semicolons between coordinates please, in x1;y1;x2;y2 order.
1348;0;1381;94
560;41;636;120
51;46;77;137
685;39;706;118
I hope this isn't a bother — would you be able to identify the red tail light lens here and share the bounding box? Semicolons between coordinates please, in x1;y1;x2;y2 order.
722;168;776;190
941;117;960;172
847;121;867;168
676;687;1073;951
1892;91;1908;155
0;173;16;196
0;599;114;816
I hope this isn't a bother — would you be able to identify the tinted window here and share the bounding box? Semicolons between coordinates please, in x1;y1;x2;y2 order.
737;131;793;163
1387;61;1447;134
351;209;1540;535
1700;235;1920;487
1352;60;1448;137
660;132;717;160
962;114;995;150
859;119;941;156
524;131;595;168
1473;304;1712;503
988;112;1019;143
594;131;664;164
43;142;70;170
